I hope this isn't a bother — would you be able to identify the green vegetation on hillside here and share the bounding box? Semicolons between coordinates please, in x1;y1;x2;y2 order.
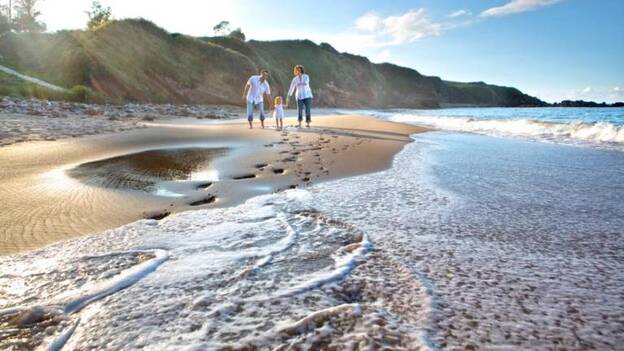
86;1;112;31
0;19;544;107
0;70;105;102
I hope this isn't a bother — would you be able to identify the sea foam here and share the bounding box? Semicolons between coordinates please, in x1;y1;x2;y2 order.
390;114;624;147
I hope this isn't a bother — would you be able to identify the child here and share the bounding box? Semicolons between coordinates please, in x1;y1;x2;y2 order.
273;96;285;130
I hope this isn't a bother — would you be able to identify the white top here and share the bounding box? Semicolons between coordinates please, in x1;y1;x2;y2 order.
246;75;271;103
288;74;313;100
273;104;284;119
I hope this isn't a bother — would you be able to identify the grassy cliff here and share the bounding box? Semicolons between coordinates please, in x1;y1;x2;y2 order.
0;19;544;107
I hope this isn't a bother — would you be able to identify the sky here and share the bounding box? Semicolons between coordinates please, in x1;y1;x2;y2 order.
31;0;624;103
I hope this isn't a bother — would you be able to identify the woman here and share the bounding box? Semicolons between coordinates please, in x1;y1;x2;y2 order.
286;65;313;128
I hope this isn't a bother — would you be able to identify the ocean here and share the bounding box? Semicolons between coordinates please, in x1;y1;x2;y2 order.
1;107;623;350
350;106;624;151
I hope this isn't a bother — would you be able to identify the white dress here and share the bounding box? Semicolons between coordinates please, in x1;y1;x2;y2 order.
273;104;284;119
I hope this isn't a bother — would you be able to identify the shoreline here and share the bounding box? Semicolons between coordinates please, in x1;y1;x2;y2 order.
0;114;428;255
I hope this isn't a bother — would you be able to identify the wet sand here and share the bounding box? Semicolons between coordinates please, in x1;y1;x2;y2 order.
0;115;427;255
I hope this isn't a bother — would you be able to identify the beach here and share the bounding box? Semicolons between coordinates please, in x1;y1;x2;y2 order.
1;106;623;350
0;112;425;254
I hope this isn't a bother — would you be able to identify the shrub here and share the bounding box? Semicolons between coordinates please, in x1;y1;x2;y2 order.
64;85;89;102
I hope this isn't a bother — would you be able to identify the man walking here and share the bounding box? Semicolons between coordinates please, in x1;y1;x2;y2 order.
243;69;271;129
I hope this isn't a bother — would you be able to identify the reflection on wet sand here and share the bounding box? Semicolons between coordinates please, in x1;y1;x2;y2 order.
67;147;229;192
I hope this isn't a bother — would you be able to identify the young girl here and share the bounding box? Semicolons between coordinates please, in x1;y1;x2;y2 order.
273;96;285;130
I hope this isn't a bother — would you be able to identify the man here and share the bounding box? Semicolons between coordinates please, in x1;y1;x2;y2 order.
243;69;271;129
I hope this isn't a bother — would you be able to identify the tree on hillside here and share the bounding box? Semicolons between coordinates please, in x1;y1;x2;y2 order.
213;20;245;41
85;1;111;31
213;20;230;36
229;28;245;41
12;0;45;32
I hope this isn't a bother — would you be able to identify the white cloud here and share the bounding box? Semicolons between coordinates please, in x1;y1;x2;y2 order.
614;87;621;92
382;9;443;44
448;9;471;18
581;86;592;94
351;9;442;48
481;0;562;18
355;13;382;32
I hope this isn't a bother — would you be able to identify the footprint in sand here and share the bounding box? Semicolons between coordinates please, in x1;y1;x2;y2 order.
196;182;212;190
189;195;217;206
143;210;171;220
232;174;256;180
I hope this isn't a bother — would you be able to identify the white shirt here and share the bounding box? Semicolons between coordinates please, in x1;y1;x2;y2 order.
288;74;313;100
273;104;284;119
246;75;271;104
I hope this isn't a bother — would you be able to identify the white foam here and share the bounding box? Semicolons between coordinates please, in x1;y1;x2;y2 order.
0;180;429;349
43;319;79;351
55;249;169;314
276;303;362;334
268;234;372;299
391;114;624;147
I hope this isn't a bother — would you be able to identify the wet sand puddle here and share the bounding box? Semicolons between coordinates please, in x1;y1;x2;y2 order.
67;147;229;193
66;147;230;214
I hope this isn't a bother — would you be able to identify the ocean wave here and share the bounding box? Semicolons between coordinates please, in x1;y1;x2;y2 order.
389;114;624;147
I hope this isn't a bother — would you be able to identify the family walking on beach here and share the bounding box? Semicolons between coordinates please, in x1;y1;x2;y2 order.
243;65;313;129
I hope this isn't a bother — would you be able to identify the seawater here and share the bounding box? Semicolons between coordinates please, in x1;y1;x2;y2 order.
344;107;624;150
1;117;623;349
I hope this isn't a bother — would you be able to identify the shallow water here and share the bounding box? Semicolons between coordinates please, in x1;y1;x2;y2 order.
1;130;623;350
67;147;228;198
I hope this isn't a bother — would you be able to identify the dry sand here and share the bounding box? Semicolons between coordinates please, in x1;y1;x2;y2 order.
0;115;427;255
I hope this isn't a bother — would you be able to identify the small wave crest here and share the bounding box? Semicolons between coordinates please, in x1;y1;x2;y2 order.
390;114;624;148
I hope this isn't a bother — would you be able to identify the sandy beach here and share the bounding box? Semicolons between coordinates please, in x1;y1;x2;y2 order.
1;106;623;350
0;114;426;254
2;1;622;348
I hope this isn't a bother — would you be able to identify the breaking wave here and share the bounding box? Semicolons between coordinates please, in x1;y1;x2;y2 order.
390;114;624;149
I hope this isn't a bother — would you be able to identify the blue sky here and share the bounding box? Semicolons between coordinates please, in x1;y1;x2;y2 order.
38;0;624;103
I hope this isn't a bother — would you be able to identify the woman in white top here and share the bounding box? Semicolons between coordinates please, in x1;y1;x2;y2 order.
286;65;313;128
